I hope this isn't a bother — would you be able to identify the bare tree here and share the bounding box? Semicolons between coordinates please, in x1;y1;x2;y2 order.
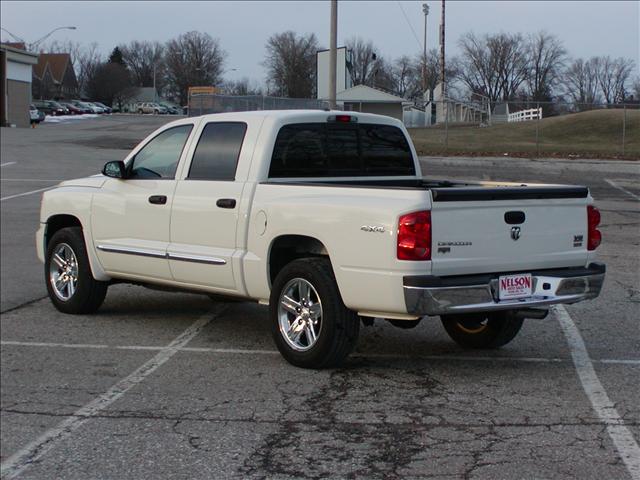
392;55;417;98
344;37;379;86
119;40;165;90
457;32;502;103
222;78;263;96
263;31;319;98
594;56;635;104
165;31;226;105
562;58;601;109
458;32;528;104
525;31;566;102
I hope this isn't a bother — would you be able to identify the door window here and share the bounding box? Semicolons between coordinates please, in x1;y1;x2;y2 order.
128;125;193;179
187;122;247;180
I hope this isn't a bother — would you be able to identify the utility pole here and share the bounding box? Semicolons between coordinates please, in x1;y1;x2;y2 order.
329;0;338;110
422;4;429;95
439;0;445;98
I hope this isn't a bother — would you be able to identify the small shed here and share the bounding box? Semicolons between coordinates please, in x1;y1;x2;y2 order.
0;43;39;127
337;85;411;121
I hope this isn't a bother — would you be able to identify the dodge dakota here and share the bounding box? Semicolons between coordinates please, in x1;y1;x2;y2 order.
37;110;605;368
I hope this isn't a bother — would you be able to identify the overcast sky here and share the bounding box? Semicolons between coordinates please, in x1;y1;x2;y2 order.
2;0;638;84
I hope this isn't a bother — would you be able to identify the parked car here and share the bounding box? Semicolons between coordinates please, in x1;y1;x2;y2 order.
84;102;105;114
70;100;94;114
159;103;180;115
29;104;44;123
33;100;67;116
59;102;84;115
135;102;167;114
37;110;605;369
92;102;112;114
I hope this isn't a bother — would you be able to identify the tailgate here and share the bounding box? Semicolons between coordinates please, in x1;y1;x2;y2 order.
429;186;590;276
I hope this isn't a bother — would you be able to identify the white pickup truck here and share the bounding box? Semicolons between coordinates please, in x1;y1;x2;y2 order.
37;110;605;368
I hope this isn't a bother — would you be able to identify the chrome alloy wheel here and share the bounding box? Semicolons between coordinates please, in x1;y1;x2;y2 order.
49;243;79;301
277;278;323;352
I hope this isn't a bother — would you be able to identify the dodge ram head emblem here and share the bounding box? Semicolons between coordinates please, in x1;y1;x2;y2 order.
510;226;521;241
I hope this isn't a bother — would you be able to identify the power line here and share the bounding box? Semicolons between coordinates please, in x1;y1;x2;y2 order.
396;1;424;52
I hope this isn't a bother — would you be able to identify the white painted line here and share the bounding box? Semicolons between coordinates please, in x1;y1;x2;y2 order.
0;306;223;479
0;186;54;202
606;178;640;202
555;305;640;480
2;340;639;365
0;178;64;182
0;162;16;167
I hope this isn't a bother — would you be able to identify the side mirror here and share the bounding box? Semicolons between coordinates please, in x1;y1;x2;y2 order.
102;160;127;179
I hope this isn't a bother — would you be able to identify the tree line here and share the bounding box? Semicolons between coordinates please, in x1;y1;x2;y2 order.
42;29;638;111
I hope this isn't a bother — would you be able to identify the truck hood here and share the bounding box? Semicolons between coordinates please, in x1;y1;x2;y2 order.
57;174;107;189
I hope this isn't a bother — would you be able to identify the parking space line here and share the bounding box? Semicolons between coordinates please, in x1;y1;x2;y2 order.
1;178;64;182
0;306;224;480
0;186;55;202
2;340;639;365
555;305;640;480
0;162;16;167
606;178;640;202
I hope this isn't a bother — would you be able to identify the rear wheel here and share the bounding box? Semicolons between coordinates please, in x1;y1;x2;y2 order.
270;258;359;368
441;311;523;349
45;227;108;314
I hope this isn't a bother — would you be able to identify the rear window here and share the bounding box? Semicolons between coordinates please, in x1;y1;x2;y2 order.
269;123;415;178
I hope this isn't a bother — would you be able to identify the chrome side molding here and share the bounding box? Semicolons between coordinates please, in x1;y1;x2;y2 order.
97;245;226;265
166;252;226;265
96;244;166;259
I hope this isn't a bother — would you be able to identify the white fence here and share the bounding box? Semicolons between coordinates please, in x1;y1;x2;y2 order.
508;107;542;123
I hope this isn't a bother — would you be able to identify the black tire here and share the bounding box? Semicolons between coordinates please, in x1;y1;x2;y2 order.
269;258;360;369
138;109;143;114
45;227;108;314
441;311;523;349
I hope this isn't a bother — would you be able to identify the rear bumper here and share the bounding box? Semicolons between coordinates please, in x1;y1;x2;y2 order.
403;262;605;316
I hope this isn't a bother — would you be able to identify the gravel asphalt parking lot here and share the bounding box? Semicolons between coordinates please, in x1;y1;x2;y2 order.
1;115;638;479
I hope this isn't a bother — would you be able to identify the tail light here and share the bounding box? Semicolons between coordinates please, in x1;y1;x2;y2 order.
397;211;431;261
587;205;601;251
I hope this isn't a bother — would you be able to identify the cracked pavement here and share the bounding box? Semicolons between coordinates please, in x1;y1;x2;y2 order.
1;116;638;479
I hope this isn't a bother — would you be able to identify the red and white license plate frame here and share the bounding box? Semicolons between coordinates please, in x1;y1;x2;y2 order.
498;273;533;300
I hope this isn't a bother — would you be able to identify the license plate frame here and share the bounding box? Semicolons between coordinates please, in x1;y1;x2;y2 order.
498;273;533;300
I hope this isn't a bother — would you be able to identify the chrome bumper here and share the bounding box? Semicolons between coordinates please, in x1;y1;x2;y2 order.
404;263;605;316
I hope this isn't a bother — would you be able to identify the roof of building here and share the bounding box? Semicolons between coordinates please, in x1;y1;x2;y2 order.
336;85;411;104
2;42;27;51
0;43;39;64
33;53;72;81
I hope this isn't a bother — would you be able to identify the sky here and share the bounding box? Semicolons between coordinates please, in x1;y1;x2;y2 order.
1;0;639;84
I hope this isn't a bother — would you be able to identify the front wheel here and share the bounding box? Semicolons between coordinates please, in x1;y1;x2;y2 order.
270;258;360;369
441;311;524;349
45;227;108;314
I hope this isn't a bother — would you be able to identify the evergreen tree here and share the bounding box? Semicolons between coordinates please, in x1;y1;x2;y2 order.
108;47;126;66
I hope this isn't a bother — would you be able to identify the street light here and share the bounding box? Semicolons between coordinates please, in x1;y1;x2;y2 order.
31;26;76;50
1;26;76;51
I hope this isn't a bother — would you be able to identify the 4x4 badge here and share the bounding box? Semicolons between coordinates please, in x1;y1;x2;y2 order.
511;226;521;241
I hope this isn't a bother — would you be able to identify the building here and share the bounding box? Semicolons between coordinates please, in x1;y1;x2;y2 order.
0;43;39;127
32;53;78;100
337;85;411;121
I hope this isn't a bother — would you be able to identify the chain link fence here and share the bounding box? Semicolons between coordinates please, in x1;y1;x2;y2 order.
407;100;639;160
187;93;638;159
188;93;329;116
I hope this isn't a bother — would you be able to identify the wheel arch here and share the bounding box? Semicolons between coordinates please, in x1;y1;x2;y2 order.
268;234;331;287
44;213;110;281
